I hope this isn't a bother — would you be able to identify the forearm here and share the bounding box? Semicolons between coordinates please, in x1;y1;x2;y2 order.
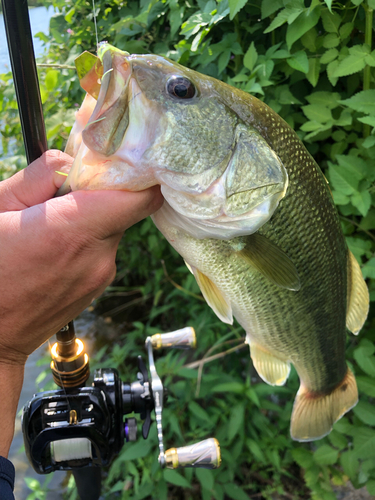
0;363;24;458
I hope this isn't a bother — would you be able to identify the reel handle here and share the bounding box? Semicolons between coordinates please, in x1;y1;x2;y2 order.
150;327;196;349
164;438;221;469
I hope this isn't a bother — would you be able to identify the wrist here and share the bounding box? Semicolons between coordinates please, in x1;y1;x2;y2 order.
0;362;24;457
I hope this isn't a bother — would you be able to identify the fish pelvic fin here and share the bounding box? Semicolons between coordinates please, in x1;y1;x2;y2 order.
188;264;233;325
346;250;369;335
238;234;301;291
290;368;358;442
248;341;290;386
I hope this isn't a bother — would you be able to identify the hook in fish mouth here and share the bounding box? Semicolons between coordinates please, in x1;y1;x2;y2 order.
75;44;133;156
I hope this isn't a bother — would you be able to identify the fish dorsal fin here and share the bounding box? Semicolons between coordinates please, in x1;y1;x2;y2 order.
346;250;369;335
291;367;358;441
248;340;290;386
187;264;233;325
237;234;301;291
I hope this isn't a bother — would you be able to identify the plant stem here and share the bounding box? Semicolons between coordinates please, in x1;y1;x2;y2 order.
363;0;373;137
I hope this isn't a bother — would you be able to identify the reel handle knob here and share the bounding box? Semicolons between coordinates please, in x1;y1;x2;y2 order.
164;438;221;469
150;327;196;350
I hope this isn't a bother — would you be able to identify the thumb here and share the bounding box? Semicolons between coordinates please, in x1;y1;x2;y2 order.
0;150;73;212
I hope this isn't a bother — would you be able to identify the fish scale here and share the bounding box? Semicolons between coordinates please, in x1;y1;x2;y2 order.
60;44;369;441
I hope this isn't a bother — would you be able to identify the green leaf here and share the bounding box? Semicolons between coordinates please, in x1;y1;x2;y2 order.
211;382;245;393
340;90;375;115
362;258;375;279
306;58;320;87
327;60;339;86
346;236;371;262
188;401;211;423
340;22;354;39
351;190;371;217
353;401;375;425
120;440;153;461
353;427;375;459
196;468;214;491
261;0;284;18
227;403;245;442
362;136;375;148
313;445;339;465
45;70;59;91
302;104;332;123
323;0;333;11
329;163;358;194
64;7;75;24
223;483;250;500
306;91;341;108
228;0;248;20
287;51;309;73
218;49;231;73
321;10;341;33
320;48;339;64
332;191;350;205
353;344;375;376
291;448;314;468
357;376;375;397
323;33;340;48
340;450;359;481
358;115;375;127
333;55;367;78
264;8;290;33
286;7;320;49
243;42;258;71
163;469;191;488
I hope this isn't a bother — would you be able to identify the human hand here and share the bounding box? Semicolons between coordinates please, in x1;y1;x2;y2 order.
0;150;163;366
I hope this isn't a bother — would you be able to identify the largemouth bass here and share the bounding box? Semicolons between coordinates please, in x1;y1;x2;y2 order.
58;43;369;441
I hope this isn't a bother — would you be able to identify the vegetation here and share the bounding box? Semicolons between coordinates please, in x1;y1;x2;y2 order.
1;0;375;498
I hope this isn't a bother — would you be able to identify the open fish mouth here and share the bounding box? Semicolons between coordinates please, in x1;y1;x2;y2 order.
79;43;133;157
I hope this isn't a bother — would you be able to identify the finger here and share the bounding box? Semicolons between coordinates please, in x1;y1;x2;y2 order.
37;185;164;241
0;150;73;212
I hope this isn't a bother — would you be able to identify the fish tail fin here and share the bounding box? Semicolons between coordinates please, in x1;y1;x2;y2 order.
290;368;358;442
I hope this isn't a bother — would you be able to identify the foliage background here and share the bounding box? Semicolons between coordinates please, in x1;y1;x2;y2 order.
1;0;375;498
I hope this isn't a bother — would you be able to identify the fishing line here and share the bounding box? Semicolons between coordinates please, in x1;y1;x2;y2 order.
92;0;99;51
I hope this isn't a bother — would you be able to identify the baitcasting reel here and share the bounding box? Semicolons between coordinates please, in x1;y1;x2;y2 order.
22;325;221;475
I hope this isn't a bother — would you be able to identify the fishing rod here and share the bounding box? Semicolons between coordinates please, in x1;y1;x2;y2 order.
2;3;222;498
0;0;94;497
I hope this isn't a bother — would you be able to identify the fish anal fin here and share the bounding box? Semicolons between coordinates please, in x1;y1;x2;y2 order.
290;368;358;442
238;234;301;291
192;267;233;325
249;342;290;386
346;250;369;335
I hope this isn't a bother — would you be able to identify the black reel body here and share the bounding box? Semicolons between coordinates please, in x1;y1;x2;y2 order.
22;327;221;476
23;364;151;473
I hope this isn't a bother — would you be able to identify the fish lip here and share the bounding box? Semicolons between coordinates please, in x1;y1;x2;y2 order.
81;45;133;156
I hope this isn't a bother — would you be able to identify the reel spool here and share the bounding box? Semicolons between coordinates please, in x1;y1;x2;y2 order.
22;327;221;473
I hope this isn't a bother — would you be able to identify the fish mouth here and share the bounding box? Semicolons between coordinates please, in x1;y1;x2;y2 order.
78;43;133;157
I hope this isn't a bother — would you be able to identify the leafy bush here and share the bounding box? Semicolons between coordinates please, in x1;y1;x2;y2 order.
1;0;375;498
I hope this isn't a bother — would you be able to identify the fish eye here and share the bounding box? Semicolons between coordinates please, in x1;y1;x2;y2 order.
166;76;196;100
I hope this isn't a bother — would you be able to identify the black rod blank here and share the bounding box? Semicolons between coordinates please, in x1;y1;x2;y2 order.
1;0;47;164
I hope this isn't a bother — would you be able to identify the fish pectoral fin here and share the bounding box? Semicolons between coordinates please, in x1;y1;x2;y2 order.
290;368;358;442
192;267;233;325
346;250;369;335
248;341;290;386
238;233;301;291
